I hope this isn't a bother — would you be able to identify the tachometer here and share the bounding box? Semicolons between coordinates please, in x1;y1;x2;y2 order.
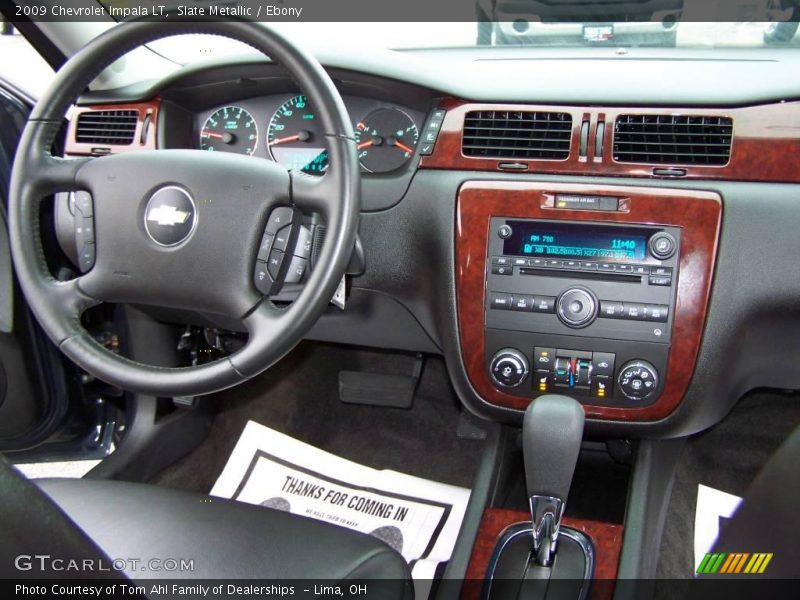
355;108;419;173
266;95;328;174
199;106;258;155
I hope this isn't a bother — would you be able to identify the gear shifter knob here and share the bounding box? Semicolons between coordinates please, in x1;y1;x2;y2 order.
522;394;585;566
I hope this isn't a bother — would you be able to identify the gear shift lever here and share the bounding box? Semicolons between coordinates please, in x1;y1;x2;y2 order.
522;395;585;567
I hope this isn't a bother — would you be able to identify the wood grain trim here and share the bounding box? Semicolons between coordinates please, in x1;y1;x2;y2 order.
422;99;800;184
455;181;722;421
462;508;624;600
65;100;160;156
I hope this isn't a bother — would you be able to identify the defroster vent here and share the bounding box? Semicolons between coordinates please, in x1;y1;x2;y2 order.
75;110;138;145
463;110;572;160
614;114;733;166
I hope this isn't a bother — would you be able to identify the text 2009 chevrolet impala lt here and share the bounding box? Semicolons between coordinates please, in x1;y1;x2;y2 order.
1;1;799;598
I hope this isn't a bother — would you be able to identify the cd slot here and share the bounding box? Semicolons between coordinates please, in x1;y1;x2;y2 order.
519;267;642;283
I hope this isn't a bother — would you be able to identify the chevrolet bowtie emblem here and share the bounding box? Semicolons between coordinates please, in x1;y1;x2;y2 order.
147;205;191;227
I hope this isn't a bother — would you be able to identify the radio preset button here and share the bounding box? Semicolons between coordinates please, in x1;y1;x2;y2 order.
616;264;633;272
489;292;514;310
598;263;616;272
529;258;546;268
557;288;598;328
532;295;557;314
581;261;599;270
631;265;650;275
564;260;580;269
599;300;625;318
546;259;563;268
511;294;535;312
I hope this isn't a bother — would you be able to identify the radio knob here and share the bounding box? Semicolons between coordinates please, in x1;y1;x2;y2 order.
489;348;529;388
648;232;677;260
617;360;659;401
556;287;598;328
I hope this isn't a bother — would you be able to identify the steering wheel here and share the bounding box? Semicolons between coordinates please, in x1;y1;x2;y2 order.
7;19;360;397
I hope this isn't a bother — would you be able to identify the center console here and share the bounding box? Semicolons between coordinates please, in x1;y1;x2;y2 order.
456;181;721;421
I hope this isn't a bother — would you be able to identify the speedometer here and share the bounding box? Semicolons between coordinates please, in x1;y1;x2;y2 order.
200;106;258;155
266;95;328;174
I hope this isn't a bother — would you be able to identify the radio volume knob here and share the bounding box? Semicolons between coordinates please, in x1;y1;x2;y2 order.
489;348;529;388
648;232;677;260
557;287;598;328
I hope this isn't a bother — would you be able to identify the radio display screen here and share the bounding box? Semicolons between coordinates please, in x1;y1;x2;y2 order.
503;221;650;262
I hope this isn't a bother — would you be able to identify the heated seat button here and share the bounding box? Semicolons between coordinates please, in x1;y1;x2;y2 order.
267;249;284;279
534;370;553;393
590;375;612;400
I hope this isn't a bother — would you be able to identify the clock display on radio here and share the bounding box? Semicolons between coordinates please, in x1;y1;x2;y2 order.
506;221;648;262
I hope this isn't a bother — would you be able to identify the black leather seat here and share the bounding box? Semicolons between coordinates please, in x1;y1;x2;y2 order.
34;478;411;588
0;458;410;596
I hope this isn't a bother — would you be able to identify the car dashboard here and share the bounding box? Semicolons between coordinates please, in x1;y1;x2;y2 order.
54;50;800;440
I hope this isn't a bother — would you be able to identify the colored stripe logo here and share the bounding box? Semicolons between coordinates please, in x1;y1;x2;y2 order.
696;552;773;574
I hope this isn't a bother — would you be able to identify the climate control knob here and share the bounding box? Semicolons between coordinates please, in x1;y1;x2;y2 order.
489;348;529;388
557;287;598;328
617;360;659;401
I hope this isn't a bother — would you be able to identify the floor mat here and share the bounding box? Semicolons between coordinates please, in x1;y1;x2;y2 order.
656;390;800;581
151;342;485;494
212;420;471;597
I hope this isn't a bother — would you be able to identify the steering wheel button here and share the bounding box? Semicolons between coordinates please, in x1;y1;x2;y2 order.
273;225;292;252
284;255;307;284
253;261;273;295
267;249;285;279
265;207;295;235
78;243;95;273
294;226;312;259
72;191;94;217
257;233;274;263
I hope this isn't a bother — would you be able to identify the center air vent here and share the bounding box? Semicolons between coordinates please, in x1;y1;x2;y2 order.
614;114;733;166
75;110;138;145
463;110;572;160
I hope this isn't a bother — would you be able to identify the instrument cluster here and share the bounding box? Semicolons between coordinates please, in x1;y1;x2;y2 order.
197;94;422;175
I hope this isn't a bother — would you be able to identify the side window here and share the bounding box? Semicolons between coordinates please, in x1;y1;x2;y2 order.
0;23;55;97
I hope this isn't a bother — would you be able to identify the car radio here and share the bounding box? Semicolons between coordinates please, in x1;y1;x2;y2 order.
484;217;681;407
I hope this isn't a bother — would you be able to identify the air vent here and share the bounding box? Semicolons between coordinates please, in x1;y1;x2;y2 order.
614;114;733;166
75;110;138;145
463;110;572;160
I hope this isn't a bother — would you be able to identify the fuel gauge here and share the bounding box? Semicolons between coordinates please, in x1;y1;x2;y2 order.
355;108;419;173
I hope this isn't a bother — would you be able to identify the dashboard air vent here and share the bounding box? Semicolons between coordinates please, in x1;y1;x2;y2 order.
75;110;138;145
614;114;733;166
463;110;572;160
